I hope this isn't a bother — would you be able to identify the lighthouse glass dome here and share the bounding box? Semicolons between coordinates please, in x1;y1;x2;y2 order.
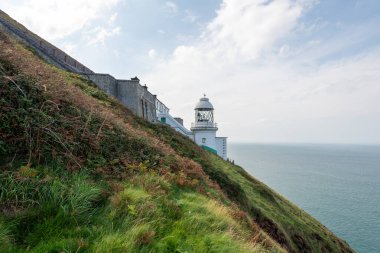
192;96;217;129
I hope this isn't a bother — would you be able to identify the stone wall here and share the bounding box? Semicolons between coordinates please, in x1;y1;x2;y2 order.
139;84;157;122
117;79;156;122
85;74;157;122
85;74;118;98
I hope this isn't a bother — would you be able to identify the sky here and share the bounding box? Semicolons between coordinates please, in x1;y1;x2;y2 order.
1;0;380;144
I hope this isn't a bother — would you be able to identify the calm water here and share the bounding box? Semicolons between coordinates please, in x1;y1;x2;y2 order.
228;143;380;253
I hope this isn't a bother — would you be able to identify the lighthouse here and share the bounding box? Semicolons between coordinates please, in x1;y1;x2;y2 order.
156;94;228;160
190;95;227;159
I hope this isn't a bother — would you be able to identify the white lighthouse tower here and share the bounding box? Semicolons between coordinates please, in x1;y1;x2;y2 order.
191;95;227;159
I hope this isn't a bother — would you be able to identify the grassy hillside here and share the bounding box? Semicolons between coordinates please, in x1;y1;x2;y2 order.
0;29;354;253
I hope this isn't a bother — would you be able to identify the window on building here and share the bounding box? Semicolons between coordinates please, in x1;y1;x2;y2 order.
202;138;206;143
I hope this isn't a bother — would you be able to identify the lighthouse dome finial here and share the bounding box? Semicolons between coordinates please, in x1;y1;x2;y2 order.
195;95;214;110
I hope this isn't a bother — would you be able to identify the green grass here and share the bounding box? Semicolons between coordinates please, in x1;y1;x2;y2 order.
0;166;269;252
92;173;267;253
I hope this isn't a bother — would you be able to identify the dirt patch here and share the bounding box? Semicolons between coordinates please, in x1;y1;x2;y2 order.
292;234;311;253
0;200;29;218
312;232;323;241
337;238;355;253
321;244;333;253
256;216;290;251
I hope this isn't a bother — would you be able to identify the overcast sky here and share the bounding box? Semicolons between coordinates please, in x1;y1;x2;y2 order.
1;0;380;144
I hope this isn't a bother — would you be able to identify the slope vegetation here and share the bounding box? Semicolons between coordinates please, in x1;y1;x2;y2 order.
0;29;354;253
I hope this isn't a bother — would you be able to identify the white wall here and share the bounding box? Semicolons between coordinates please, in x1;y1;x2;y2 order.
194;130;217;151
216;137;227;160
158;113;227;160
157;112;194;140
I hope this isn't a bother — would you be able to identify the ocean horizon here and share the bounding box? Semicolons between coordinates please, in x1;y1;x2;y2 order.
228;143;380;253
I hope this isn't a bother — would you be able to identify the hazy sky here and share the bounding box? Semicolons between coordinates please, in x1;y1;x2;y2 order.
1;0;380;143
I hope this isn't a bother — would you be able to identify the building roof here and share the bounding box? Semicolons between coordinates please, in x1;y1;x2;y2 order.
195;96;214;110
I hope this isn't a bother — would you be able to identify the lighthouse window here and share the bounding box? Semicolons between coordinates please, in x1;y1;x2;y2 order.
202;138;206;143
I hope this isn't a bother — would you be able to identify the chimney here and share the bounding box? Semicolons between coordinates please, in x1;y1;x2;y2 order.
131;76;140;82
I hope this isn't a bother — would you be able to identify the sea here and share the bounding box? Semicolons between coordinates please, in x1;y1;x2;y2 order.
228;143;380;253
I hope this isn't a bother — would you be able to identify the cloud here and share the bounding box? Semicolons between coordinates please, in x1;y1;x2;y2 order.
84;10;121;46
144;0;311;116
157;29;166;35
148;49;157;59
61;42;77;54
203;0;303;62
108;12;118;25
183;10;199;23
0;0;121;40
164;1;178;14
86;26;121;46
143;0;380;143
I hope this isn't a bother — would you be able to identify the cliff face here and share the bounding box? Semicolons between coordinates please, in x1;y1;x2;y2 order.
0;27;354;253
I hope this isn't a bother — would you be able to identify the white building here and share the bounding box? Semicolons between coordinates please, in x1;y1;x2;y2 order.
156;98;193;136
157;95;227;160
190;96;227;159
